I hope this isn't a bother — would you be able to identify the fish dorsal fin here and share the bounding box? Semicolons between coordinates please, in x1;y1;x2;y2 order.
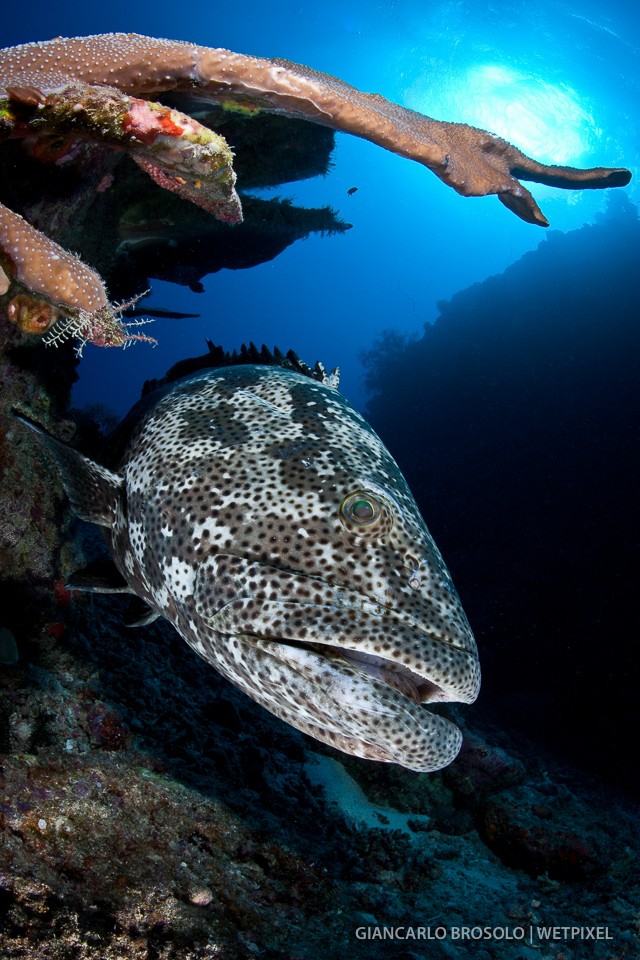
13;411;122;527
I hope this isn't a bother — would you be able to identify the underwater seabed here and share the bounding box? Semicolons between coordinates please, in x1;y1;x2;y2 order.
0;578;638;959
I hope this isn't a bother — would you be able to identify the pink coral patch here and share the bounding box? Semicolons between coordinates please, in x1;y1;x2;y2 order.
122;100;182;145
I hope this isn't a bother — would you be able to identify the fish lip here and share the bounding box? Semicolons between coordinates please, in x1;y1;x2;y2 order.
311;595;481;705
210;603;480;706
237;634;466;772
203;552;477;653
217;607;480;706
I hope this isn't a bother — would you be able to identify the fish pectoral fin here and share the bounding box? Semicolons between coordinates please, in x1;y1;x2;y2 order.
13;410;122;527
67;561;159;625
66;558;132;594
124;596;160;628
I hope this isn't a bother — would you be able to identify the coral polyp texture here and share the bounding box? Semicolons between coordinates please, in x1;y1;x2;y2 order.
0;33;632;349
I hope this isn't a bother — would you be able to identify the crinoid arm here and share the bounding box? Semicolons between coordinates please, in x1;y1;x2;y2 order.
42;293;157;356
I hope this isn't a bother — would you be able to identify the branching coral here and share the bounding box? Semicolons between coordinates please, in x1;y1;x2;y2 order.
0;33;632;348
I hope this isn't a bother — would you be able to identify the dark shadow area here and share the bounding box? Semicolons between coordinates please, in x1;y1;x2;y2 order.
0;110;349;303
363;193;640;795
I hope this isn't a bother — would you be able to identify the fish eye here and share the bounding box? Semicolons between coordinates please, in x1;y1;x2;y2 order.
340;492;383;527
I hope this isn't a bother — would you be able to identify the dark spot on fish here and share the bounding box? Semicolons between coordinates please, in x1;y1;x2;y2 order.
267;440;316;462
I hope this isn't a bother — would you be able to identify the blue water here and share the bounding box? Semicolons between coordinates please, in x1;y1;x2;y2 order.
5;0;639;416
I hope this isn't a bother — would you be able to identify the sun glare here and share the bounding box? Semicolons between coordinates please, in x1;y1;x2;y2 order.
458;65;598;164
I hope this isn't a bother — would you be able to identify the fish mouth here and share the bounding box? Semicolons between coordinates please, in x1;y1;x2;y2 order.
196;553;481;709
208;596;481;707
228;628;471;773
195;554;480;771
209;599;480;705
287;642;453;706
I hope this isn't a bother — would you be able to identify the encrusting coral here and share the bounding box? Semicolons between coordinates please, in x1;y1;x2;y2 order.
0;205;109;322
0;33;632;352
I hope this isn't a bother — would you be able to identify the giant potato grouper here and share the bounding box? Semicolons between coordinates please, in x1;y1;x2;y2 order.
16;362;480;771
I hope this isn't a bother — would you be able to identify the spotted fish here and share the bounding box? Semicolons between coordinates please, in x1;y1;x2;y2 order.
17;364;480;771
